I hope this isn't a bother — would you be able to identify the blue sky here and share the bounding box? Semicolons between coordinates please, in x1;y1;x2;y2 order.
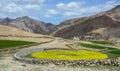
0;0;120;25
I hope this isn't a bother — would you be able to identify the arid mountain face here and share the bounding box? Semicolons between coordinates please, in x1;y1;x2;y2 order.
0;17;13;25
0;16;55;35
45;23;57;34
105;5;120;21
52;5;120;39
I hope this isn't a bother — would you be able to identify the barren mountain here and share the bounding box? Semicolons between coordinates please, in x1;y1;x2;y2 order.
52;5;120;39
0;17;13;25
0;16;55;35
45;23;57;34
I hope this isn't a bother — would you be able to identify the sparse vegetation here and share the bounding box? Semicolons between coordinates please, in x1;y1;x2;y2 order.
0;40;36;49
31;50;108;60
90;40;113;45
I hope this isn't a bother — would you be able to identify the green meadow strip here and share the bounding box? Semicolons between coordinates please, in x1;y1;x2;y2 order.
80;43;117;50
0;40;36;49
90;40;113;45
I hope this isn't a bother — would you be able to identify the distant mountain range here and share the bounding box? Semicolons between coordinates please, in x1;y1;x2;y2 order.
0;5;120;39
0;16;56;35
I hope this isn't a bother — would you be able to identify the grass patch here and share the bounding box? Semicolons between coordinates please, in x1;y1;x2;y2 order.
0;40;36;49
80;43;109;49
31;50;108;60
80;43;120;58
106;53;120;59
90;40;113;45
80;43;118;51
107;48;118;51
109;50;120;55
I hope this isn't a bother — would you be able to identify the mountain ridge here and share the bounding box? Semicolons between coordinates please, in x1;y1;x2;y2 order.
52;5;120;39
0;5;120;40
0;16;56;35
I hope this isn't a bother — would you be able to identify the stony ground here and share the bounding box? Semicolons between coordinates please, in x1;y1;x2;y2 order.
0;38;120;71
0;57;119;71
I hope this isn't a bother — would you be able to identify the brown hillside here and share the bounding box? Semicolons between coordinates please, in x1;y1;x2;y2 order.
52;5;120;39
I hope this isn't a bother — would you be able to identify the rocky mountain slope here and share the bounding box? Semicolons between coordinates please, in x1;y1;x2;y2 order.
45;23;56;34
52;5;120;39
0;16;56;35
0;17;13;25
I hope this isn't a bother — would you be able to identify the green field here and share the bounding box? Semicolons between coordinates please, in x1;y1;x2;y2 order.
31;50;108;60
80;43;111;49
80;43;120;58
0;40;36;49
109;50;120;55
89;40;113;45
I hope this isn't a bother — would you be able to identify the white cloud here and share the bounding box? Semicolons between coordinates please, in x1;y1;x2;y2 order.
79;6;101;13
15;0;45;4
56;3;65;9
67;2;80;9
47;9;58;15
41;1;88;21
64;12;82;17
103;0;119;10
28;16;40;20
44;14;51;18
56;1;85;18
57;1;84;10
0;0;46;14
3;3;24;13
24;4;40;10
44;9;58;18
55;0;120;18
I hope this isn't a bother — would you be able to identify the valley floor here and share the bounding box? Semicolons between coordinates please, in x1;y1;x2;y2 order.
0;38;120;71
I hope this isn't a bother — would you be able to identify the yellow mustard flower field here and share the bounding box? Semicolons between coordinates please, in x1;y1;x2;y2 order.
31;50;108;60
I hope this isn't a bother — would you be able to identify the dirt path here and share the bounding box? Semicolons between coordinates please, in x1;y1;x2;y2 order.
14;38;70;59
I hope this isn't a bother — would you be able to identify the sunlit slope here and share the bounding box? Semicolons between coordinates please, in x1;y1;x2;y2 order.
0;25;44;37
